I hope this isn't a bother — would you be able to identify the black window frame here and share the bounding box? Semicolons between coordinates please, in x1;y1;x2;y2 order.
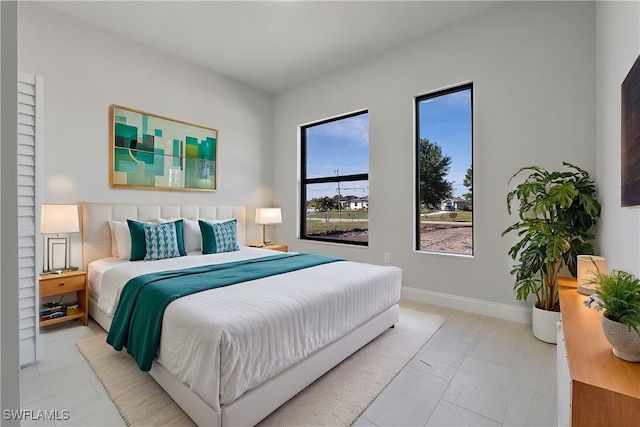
300;110;369;246
415;83;474;255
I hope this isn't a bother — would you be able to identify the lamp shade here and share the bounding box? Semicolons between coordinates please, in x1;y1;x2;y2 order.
577;255;607;295
40;204;79;234
255;208;282;225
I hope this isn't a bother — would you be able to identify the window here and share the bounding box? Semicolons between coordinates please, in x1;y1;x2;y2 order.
415;84;473;255
301;111;369;245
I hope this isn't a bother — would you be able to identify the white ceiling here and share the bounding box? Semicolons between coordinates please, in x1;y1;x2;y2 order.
40;1;499;94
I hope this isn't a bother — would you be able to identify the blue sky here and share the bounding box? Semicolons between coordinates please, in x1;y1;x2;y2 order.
305;113;369;200
418;88;472;197
304;89;471;201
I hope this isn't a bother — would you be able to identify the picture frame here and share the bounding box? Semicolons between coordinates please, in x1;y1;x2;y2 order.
621;54;640;207
110;105;218;191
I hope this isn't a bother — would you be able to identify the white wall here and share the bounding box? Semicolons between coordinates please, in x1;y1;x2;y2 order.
273;1;596;319
18;2;274;265
16;1;613;321
1;0;21;419
596;0;640;276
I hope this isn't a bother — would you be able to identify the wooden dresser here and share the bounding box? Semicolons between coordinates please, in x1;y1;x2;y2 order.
558;283;640;426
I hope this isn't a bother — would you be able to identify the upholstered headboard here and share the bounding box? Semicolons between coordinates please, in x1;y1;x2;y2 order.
79;202;246;270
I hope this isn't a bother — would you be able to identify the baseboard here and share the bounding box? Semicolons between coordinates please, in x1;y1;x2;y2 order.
401;286;531;324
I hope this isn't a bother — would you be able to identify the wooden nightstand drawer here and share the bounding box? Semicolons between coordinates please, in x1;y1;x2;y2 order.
40;273;85;296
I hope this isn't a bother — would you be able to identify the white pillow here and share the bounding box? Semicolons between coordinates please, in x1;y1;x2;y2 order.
158;217;202;253
108;220;131;260
109;223;118;257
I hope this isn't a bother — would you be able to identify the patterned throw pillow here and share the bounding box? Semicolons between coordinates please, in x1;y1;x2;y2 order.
129;219;186;261
143;222;181;261
199;219;240;254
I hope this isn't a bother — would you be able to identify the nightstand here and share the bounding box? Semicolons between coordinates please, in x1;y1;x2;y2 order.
39;270;88;327
264;244;288;252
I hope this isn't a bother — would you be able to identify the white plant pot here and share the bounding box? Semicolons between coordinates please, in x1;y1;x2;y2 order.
532;305;560;344
601;315;640;362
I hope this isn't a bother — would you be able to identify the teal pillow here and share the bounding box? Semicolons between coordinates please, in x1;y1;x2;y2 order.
127;219;148;261
128;219;186;261
143;222;181;261
199;219;239;254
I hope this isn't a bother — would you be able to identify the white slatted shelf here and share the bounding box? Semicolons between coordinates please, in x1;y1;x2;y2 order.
17;71;42;366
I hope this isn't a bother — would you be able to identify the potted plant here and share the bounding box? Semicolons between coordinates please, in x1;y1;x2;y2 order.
502;162;601;343
584;270;640;362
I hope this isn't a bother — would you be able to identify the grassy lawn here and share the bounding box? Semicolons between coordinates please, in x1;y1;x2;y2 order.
307;210;369;220
421;211;472;222
306;221;368;235
307;209;470;222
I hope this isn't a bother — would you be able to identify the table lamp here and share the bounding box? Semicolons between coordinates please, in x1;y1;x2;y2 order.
255;208;282;246
40;204;79;272
577;255;607;296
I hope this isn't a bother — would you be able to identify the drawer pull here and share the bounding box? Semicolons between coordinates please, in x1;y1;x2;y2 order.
58;283;65;286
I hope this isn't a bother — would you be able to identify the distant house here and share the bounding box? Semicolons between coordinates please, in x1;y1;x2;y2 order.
348;196;368;210
440;197;470;211
339;195;358;210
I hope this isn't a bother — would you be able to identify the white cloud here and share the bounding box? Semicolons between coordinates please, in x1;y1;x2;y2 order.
309;113;369;146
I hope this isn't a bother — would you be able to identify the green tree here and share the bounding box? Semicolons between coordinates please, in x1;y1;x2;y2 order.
315;196;337;222
418;139;453;210
463;165;473;205
332;195;342;209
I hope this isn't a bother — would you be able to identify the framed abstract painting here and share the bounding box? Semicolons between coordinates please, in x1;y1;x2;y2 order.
621;55;640;206
110;105;218;191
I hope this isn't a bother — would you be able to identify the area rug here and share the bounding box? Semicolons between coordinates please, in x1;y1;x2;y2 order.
76;305;445;427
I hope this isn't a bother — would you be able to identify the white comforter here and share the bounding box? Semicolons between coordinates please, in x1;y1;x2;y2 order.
93;247;402;411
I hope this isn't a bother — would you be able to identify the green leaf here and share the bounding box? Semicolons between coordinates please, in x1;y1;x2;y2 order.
591;270;640;334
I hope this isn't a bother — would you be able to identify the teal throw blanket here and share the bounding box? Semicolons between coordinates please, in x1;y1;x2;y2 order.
106;253;343;371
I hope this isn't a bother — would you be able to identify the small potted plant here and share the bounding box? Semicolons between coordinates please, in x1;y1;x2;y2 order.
502;162;600;343
584;270;640;362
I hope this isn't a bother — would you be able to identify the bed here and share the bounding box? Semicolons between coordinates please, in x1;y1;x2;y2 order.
80;202;402;426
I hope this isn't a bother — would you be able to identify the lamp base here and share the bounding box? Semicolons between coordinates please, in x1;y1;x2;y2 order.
577;282;599;296
42;266;79;275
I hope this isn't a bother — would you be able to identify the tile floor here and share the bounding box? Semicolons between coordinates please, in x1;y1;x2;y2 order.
21;300;557;426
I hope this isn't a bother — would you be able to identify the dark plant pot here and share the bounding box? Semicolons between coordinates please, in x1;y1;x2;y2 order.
601;315;640;362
